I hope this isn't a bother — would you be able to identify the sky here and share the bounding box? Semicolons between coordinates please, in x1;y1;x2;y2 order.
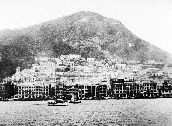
0;0;172;53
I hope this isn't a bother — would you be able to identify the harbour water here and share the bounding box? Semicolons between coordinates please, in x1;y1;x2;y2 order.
0;99;172;126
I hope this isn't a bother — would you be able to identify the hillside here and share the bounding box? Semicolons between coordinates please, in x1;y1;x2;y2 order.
0;11;170;80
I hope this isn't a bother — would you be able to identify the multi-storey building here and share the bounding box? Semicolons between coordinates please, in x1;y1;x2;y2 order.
75;84;97;99
54;82;65;99
0;80;17;100
13;83;50;100
159;80;172;97
110;78;141;99
96;84;108;99
110;78;159;99
140;80;159;98
0;83;10;100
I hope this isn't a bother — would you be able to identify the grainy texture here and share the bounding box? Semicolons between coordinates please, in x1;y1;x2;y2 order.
0;11;170;80
0;99;171;126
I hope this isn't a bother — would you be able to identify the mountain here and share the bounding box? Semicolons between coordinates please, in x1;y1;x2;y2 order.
0;11;170;79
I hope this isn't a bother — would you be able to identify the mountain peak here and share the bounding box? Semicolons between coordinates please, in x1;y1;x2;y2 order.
0;11;170;79
73;11;104;17
62;11;105;23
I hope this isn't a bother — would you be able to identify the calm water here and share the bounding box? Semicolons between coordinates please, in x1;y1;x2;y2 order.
0;99;172;126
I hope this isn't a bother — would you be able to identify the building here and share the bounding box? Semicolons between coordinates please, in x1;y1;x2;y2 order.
110;78;141;99
0;81;17;100
159;80;172;97
13;83;50;100
96;84;108;99
110;78;160;99
140;80;159;98
54;82;66;99
0;83;8;100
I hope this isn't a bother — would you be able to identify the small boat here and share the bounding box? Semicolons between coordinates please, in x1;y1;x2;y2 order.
48;99;68;106
12;97;20;101
103;97;108;100
8;98;14;101
69;100;81;103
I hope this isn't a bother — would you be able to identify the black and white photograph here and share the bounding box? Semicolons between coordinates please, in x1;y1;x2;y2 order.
0;0;172;125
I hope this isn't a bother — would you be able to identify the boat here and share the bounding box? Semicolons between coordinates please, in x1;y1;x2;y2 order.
8;98;14;101
48;99;68;106
12;97;22;101
69;100;81;103
69;93;81;104
104;96;111;100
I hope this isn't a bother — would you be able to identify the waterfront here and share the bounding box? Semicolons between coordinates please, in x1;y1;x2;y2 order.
0;99;172;126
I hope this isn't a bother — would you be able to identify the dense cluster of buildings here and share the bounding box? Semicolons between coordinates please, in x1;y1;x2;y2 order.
1;54;172;101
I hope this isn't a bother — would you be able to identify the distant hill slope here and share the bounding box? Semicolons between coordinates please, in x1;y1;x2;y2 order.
0;11;170;79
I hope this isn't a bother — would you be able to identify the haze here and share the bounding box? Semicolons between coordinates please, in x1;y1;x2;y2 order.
0;0;172;53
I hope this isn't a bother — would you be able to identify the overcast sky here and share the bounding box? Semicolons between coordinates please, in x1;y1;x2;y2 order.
0;0;172;53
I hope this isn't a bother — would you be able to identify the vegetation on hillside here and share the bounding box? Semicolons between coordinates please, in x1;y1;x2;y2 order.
0;11;169;80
